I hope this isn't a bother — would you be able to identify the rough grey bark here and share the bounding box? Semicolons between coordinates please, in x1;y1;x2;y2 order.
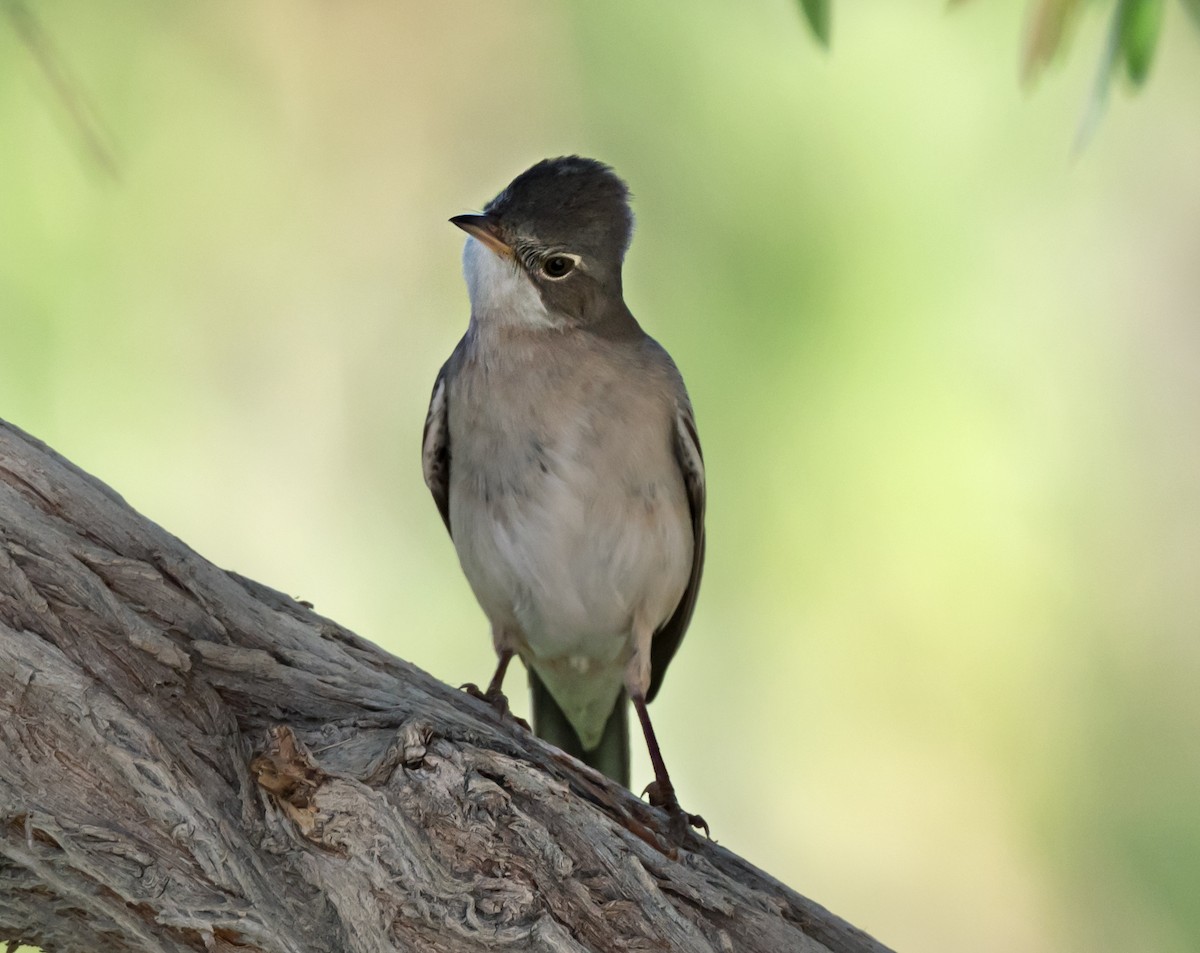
0;419;894;953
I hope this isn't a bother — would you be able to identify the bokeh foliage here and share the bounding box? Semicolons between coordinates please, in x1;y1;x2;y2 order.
801;0;1200;147
2;3;1199;952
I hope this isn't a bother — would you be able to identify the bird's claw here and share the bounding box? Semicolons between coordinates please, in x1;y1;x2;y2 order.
459;682;531;731
642;780;710;841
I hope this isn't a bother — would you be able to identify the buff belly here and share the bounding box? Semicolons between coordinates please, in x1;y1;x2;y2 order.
450;448;691;749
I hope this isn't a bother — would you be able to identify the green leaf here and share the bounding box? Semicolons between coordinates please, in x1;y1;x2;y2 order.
1119;0;1163;85
1074;0;1125;153
1180;0;1200;31
798;0;831;48
1076;0;1164;151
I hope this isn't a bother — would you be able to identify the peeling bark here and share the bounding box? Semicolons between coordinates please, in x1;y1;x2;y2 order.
0;420;893;953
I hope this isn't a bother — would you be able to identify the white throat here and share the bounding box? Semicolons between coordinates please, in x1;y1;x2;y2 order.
462;236;553;329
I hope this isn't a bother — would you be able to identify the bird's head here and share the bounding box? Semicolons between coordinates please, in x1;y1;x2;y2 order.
452;156;634;328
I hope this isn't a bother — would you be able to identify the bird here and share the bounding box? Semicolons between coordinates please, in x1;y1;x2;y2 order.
422;156;706;835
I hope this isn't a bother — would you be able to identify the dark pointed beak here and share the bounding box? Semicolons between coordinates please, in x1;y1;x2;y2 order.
450;213;513;258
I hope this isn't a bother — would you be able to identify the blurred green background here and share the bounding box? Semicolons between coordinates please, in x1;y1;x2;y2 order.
3;2;1199;950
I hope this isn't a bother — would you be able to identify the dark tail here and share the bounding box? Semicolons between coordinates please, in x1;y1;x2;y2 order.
529;670;629;788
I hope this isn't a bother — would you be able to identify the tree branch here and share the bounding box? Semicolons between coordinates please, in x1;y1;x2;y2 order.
0;419;892;953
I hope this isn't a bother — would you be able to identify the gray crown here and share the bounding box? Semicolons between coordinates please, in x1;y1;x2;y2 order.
484;156;635;266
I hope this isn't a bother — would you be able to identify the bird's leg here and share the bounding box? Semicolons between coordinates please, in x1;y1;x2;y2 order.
631;692;709;841
461;648;512;703
485;648;514;697
461;650;529;729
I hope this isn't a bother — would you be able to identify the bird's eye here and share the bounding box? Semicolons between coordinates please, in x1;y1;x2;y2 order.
541;254;578;280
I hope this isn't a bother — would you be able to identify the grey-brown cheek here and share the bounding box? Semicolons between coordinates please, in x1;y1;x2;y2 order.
540;277;602;323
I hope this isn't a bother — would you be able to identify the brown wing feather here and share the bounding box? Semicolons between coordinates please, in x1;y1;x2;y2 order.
422;364;452;534
647;399;705;702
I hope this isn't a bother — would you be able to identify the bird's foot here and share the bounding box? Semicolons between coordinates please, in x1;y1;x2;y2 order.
643;780;709;842
460;682;531;731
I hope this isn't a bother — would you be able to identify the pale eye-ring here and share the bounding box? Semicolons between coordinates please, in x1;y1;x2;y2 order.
541;253;580;280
